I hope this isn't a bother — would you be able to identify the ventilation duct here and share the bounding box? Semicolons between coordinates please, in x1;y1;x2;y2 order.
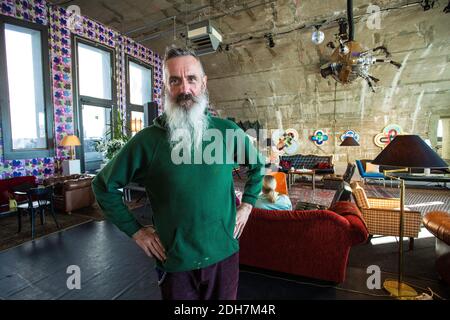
187;20;223;56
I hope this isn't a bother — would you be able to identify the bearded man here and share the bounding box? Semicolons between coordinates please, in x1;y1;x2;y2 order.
92;48;264;300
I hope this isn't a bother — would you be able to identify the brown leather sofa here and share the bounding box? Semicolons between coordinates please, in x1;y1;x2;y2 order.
423;211;450;285
43;174;95;214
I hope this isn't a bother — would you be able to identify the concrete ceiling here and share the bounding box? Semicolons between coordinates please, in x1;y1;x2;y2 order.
48;0;411;54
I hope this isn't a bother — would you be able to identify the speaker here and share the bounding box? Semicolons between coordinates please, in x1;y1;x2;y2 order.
144;101;159;127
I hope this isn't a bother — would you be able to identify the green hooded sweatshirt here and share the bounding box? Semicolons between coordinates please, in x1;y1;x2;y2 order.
92;113;264;272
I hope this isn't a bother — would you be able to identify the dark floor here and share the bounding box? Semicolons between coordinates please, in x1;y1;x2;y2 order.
0;218;448;300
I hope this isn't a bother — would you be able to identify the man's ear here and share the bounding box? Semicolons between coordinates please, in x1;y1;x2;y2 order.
202;75;207;88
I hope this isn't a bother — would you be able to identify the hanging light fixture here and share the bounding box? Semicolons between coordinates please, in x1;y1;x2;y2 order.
311;25;325;45
319;0;402;92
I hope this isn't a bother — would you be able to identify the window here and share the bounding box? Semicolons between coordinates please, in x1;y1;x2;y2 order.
77;42;112;100
73;37;115;173
0;17;53;159
129;60;152;106
126;56;153;135
130;111;144;136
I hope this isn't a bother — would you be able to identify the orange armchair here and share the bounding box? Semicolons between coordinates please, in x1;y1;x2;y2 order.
269;172;288;195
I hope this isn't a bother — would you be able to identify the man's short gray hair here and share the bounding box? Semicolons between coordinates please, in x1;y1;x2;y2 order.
163;47;205;81
165;47;198;61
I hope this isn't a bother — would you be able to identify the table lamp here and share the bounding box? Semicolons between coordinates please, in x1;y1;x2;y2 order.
372;135;448;299
340;136;360;163
60;135;81;160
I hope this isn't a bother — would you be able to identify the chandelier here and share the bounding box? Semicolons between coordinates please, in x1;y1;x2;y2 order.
320;0;402;92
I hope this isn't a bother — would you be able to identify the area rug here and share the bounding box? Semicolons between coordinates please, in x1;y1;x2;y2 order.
0;212;94;252
233;177;334;208
364;184;450;214
234;176;450;215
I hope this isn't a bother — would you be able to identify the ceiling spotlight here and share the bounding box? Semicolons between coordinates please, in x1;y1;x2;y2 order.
311;25;325;45
264;33;275;48
420;0;435;10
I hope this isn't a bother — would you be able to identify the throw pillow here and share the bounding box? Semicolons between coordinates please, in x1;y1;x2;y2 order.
365;162;380;173
279;160;292;170
315;162;330;169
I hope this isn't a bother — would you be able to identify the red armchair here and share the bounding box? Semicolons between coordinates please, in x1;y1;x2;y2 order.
239;201;368;283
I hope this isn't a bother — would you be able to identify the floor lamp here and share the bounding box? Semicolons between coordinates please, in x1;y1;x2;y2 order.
372;135;448;299
340;136;360;163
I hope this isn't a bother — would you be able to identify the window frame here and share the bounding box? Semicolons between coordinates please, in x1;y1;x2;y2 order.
0;15;54;160
72;35;116;173
126;55;154;132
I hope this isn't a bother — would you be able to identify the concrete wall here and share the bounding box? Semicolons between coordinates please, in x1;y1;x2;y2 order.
161;3;447;165
205;6;449;167
442;118;450;160
145;1;450;171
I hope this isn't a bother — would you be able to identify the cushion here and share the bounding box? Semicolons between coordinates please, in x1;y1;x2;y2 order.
350;182;370;209
279;160;292;170
315;162;331;169
365;162;380;173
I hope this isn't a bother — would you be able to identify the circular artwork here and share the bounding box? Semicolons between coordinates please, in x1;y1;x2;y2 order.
374;124;403;148
340;130;360;142
271;129;300;155
311;130;329;146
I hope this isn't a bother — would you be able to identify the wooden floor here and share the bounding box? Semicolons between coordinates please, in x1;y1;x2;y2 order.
0;221;161;299
1;218;448;300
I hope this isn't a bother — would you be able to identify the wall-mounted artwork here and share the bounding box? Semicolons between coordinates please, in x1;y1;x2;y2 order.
271;128;299;156
374;124;404;148
311;130;329;146
340;130;360;142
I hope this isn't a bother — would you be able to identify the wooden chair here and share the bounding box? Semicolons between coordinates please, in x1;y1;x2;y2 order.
15;186;60;240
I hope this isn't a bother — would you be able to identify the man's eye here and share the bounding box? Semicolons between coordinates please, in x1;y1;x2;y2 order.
188;76;197;82
170;79;180;85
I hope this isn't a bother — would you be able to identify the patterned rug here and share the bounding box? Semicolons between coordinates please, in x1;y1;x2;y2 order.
364;183;450;214
234;176;450;216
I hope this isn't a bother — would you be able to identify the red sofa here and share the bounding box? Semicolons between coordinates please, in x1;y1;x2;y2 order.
239;201;369;283
0;176;38;212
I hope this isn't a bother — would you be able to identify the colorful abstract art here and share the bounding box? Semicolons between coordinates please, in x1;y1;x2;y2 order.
271;128;300;156
311;130;329;146
374;124;404;149
340;130;360;142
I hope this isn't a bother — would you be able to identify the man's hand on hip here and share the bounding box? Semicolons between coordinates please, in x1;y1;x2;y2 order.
132;226;167;262
234;202;253;239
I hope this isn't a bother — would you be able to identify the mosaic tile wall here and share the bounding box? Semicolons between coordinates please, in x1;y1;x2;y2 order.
0;0;162;180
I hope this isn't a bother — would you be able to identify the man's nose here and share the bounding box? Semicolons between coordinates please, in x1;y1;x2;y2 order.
180;79;190;94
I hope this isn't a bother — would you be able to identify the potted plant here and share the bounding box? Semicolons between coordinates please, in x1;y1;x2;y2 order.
95;110;130;164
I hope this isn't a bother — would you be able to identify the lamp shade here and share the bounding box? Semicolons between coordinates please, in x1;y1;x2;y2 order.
340;136;360;146
372;135;448;168
60;135;81;147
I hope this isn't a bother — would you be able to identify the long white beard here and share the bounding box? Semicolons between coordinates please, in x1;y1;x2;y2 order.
164;92;209;151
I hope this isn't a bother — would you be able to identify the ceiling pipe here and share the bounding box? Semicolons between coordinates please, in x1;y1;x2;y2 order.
347;0;354;41
125;16;177;36
138;0;277;43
